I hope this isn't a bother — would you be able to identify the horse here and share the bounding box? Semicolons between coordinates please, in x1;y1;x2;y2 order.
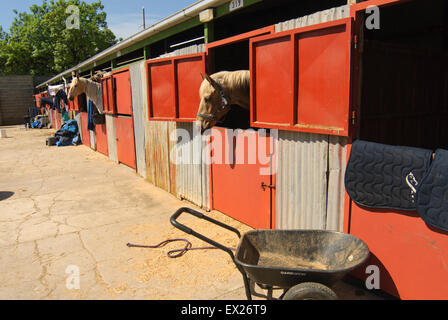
196;70;250;134
67;73;104;114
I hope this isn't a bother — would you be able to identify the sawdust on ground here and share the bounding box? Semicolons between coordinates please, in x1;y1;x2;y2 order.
123;209;253;299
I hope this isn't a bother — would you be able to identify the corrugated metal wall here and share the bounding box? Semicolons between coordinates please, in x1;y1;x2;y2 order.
274;4;351;32
142;44;210;209
273;3;350;231
130;62;147;178
143;44;177;194
89;129;96;150
172;44;210;210
326;135;347;231
145;120;177;195
105;114;118;162
175;122;210;210
74;112;82;142
156;44;206;59
275;131;347;231
200;133;211;211
276;131;329;230
49;109;54;129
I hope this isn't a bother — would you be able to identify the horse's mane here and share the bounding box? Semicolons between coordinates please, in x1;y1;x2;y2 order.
214;70;250;89
72;76;90;86
200;70;250;99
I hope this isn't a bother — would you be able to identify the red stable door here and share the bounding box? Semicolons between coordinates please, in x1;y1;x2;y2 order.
146;53;206;121
111;67;135;169
113;69;133;115
56;112;62;130
52;111;57;130
95;123;108;156
80;112;90;147
101;76;116;114
210;127;275;229
346;0;448;300
349;202;448;300
114;115;136;169
250;18;353;136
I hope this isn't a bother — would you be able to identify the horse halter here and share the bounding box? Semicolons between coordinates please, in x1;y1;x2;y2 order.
197;78;231;122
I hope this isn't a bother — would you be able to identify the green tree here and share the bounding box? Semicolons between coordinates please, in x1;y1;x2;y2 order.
0;0;118;75
0;26;8;41
0;26;9;68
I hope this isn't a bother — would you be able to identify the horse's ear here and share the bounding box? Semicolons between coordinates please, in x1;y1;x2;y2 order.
204;73;213;83
203;73;220;91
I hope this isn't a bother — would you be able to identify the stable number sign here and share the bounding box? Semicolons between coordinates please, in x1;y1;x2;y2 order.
229;0;244;12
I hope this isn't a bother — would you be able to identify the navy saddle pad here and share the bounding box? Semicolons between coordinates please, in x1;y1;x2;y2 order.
416;149;448;232
345;140;433;211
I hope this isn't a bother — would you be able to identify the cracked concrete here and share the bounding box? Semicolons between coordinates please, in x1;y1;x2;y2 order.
0;126;384;300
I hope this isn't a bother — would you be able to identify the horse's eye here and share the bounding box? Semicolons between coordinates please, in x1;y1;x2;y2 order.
204;97;209;103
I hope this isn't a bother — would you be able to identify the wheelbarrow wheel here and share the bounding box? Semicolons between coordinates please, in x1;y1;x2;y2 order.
282;282;338;300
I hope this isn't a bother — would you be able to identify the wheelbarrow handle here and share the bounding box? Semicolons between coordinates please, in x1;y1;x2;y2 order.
170;207;241;260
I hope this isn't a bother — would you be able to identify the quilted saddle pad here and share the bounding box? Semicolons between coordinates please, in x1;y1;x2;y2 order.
416;149;448;232
345;140;433;211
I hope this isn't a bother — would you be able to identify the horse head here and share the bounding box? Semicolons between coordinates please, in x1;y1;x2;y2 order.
67;72;86;101
197;73;232;134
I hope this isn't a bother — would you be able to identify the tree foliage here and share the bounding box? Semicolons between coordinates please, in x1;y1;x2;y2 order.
0;0;118;75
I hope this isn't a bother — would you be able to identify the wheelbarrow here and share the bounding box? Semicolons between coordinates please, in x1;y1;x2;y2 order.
170;207;370;300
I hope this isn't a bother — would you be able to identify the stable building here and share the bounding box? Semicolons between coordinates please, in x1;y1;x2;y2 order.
35;0;448;300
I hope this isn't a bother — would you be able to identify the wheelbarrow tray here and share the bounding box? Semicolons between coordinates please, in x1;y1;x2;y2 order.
234;230;369;289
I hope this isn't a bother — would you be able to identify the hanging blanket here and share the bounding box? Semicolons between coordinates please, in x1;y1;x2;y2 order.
87;99;95;131
416;149;448;232
344;140;433;211
54;90;69;113
39;97;54;108
48;84;65;96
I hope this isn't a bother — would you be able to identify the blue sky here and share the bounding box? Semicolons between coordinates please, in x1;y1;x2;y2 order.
0;0;197;39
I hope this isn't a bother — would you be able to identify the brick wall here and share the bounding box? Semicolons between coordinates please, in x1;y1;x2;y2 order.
0;75;52;126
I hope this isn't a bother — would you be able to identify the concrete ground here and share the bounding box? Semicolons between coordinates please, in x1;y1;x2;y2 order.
0;125;386;300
